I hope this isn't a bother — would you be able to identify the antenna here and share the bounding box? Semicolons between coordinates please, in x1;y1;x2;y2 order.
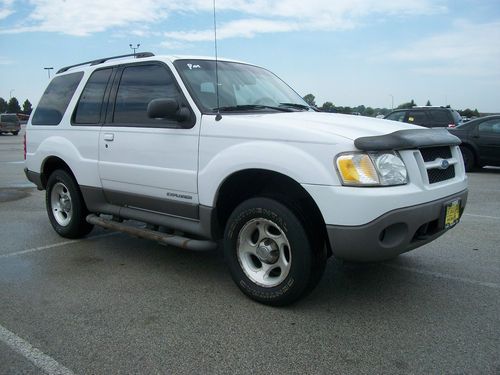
213;0;222;121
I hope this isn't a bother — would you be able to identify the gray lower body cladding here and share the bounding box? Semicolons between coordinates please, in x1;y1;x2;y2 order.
326;189;468;262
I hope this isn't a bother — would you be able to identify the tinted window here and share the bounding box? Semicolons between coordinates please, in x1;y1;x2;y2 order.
73;69;112;124
479;119;500;134
113;64;180;124
1;114;18;123
407;110;428;125
32;72;84;125
428;109;450;124
386;111;405;122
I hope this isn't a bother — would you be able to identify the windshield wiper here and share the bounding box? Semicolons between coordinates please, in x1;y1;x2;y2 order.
279;103;311;111
213;105;293;112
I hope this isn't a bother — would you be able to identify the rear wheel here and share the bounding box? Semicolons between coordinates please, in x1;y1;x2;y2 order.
12;131;19;136
224;197;326;306
46;169;93;238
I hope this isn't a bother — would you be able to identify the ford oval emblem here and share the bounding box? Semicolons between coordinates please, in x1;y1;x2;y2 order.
440;159;450;170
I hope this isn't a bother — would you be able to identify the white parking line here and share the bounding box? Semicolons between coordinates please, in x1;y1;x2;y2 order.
0;324;75;375
383;263;500;290
463;213;500;220
0;232;118;259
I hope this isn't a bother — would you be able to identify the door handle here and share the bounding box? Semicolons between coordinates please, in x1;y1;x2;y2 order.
103;133;114;141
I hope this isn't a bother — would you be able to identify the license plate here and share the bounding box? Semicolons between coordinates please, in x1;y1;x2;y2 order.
444;199;461;229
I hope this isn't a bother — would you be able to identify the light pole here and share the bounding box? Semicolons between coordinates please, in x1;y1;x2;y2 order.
44;67;54;79
389;94;394;110
129;43;140;57
9;89;14;99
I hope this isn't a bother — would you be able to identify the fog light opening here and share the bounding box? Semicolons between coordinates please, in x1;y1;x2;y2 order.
378;223;408;248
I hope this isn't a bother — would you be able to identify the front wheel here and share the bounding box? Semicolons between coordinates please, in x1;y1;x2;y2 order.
12;131;19;136
46;169;94;238
460;146;475;172
224;197;326;306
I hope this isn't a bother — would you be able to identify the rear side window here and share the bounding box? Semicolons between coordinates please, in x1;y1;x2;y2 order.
113;64;180;125
385;111;405;122
32;72;84;125
73;69;112;124
428;110;450;125
407;110;428;125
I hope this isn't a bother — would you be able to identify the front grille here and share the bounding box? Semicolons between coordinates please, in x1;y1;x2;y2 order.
427;166;456;184
420;146;452;162
419;146;455;184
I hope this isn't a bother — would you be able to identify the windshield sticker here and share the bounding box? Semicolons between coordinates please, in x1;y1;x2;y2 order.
187;63;201;70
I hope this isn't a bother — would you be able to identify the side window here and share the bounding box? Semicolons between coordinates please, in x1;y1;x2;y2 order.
428;110;450;125
407;111;428;125
113;64;181;125
386;111;405;122
73;69;112;124
479;119;500;134
32;72;84;125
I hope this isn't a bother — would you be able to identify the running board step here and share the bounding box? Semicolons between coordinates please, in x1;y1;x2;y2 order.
86;214;217;251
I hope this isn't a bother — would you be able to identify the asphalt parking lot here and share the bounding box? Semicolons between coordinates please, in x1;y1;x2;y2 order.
1;127;499;374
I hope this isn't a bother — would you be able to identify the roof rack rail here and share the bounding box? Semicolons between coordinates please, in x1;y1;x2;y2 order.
57;52;155;74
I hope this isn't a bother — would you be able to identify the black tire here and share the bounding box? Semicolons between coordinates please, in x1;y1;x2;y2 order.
12;131;19;136
224;197;326;306
460;146;475;172
46;169;94;238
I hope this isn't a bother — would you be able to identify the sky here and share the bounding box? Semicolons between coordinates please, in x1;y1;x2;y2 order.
1;0;499;112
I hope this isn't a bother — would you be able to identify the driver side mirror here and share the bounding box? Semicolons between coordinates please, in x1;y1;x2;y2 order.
147;98;191;123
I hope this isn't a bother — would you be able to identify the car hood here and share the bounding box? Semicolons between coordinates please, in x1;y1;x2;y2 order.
203;111;421;145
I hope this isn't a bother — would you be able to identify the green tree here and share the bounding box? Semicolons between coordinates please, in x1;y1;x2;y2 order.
397;99;417;109
426;100;432;106
22;99;33;115
339;106;352;114
0;97;7;113
7;97;21;113
354;105;366;115
321;101;335;112
364;107;375;117
303;94;316;106
460;108;474;118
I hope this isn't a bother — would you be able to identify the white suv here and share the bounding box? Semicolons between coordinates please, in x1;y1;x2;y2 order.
25;52;468;305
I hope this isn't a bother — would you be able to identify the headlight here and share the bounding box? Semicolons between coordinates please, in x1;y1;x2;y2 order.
336;152;408;186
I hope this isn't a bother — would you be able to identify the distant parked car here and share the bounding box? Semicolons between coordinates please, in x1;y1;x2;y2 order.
448;115;500;172
0;113;21;135
384;107;462;128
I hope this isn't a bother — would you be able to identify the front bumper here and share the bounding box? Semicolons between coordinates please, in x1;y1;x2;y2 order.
326;189;468;262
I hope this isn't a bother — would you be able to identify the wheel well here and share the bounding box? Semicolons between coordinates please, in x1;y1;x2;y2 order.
460;143;478;162
40;157;75;189
214;169;330;254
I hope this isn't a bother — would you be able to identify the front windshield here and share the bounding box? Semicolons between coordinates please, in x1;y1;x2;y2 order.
173;59;311;113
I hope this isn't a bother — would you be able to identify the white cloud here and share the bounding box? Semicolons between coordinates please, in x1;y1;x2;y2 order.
1;0;171;36
162;0;447;43
164;18;300;42
0;0;446;38
390;20;500;77
0;0;14;20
